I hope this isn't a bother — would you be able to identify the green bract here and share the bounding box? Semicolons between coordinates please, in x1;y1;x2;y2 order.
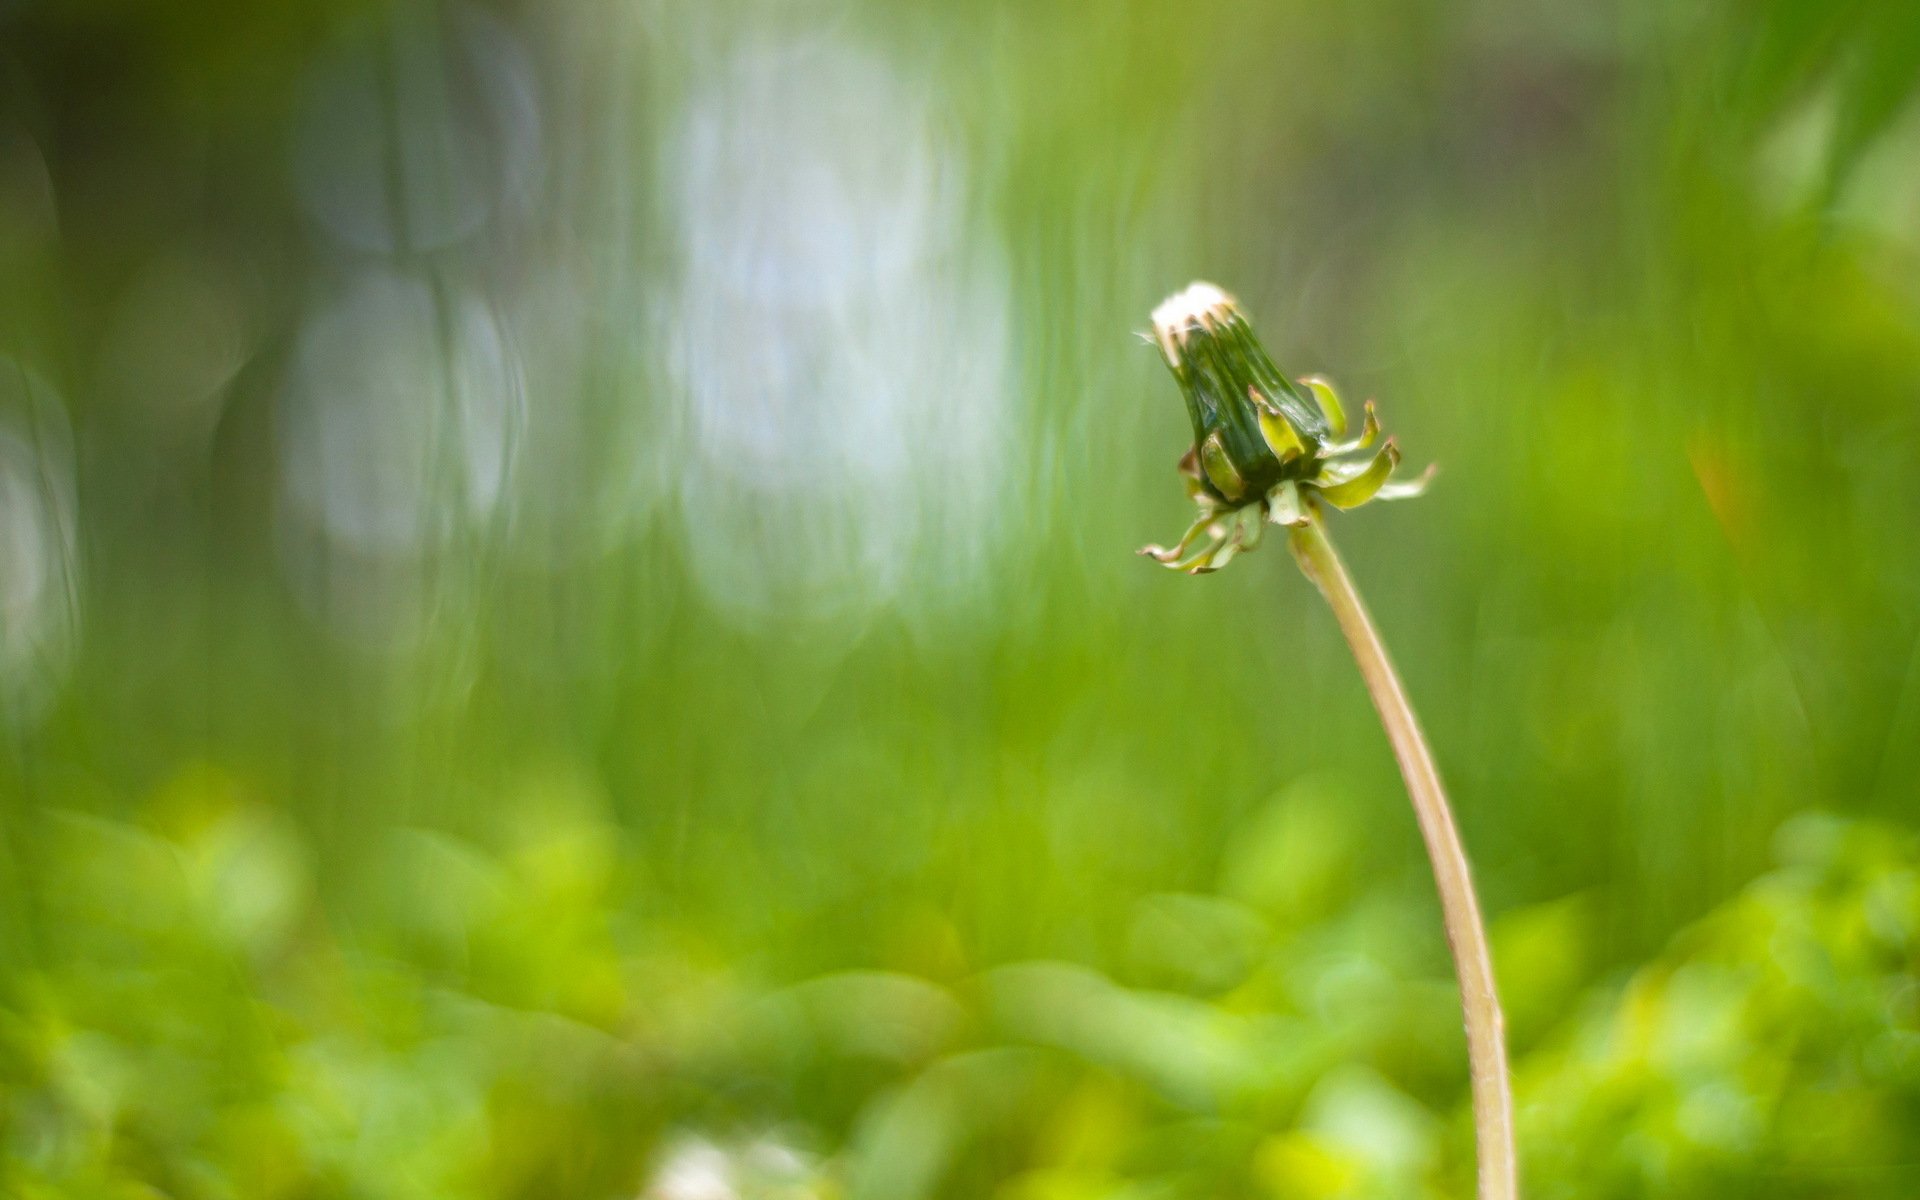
1139;282;1433;574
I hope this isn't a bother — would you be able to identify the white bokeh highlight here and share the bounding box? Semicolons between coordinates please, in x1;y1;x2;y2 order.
664;36;1014;621
0;360;79;726
281;270;522;556
276;270;523;650
641;1133;822;1200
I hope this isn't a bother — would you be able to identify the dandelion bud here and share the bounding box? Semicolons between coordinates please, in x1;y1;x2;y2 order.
1140;281;1431;574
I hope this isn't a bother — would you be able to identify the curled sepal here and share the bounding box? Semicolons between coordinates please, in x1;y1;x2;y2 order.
1139;504;1268;574
1198;431;1251;503
1257;402;1308;463
1324;400;1380;456
1316;441;1402;509
1297;374;1348;439
1373;462;1437;501
1139;509;1222;570
1266;480;1309;528
1193;506;1264;573
1236;505;1267;550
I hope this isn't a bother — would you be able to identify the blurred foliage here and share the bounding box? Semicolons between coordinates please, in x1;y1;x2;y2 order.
6;774;1920;1198
1522;814;1920;1199
4;0;1920;1195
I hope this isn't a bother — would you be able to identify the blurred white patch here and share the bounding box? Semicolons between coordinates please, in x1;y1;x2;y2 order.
292;3;542;254
642;1133;825;1200
282;269;521;555
277;270;523;648
0;360;79;726
646;1138;735;1200
664;35;1013;621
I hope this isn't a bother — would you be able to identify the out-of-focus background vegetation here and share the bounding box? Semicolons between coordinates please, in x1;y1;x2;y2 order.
3;0;1920;1196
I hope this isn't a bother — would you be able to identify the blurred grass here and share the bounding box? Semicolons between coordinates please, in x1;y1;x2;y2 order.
3;0;1920;1196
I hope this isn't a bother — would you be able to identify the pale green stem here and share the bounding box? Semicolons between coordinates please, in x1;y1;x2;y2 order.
1289;510;1517;1200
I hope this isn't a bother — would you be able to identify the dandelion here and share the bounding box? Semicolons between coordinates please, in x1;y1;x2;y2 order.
1140;283;1517;1200
1139;282;1430;574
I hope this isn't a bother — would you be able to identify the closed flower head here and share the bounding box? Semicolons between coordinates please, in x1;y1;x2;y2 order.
1139;281;1432;574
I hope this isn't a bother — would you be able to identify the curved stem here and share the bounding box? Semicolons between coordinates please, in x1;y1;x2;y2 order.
1288;510;1517;1200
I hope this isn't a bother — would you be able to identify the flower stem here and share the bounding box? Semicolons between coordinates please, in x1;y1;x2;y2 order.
1288;509;1517;1200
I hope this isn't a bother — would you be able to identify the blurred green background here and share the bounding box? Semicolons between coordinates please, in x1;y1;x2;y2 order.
4;0;1920;1196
